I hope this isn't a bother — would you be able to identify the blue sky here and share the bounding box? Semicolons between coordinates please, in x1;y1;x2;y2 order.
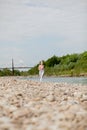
0;0;87;68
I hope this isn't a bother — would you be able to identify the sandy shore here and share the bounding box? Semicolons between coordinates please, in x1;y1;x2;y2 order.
0;77;87;130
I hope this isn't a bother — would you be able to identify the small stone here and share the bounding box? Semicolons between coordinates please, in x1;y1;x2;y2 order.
82;94;87;101
46;94;55;102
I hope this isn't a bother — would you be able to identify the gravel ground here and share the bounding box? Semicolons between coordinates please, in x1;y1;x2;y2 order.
0;77;87;130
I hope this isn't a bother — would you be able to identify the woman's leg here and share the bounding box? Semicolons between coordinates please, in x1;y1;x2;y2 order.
39;70;44;82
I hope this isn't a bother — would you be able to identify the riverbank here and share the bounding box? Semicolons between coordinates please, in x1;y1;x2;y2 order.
0;77;87;130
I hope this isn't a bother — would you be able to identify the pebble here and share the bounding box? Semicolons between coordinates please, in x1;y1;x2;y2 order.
0;77;87;130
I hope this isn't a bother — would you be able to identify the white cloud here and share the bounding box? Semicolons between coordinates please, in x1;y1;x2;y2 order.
0;0;87;67
0;0;86;41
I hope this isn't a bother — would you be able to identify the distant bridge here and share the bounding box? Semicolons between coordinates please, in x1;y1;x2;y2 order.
0;67;32;70
0;66;33;75
0;59;33;75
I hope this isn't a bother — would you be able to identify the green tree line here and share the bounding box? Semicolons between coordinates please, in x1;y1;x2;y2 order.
28;51;87;76
0;51;87;76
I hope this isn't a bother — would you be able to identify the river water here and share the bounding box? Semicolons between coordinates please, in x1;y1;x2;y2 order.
20;76;87;85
